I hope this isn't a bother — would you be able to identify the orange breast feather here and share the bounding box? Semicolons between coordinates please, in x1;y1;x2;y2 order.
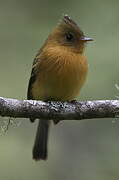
32;45;88;101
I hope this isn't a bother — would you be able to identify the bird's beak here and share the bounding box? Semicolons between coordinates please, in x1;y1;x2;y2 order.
80;36;93;41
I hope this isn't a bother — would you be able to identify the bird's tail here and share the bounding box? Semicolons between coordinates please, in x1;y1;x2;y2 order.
33;119;50;160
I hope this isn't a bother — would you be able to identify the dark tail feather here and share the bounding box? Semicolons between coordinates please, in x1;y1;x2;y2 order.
33;119;50;160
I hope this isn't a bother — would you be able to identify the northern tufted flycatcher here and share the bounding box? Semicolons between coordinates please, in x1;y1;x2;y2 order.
27;15;93;161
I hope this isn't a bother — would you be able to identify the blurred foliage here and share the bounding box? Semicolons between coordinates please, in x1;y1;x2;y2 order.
0;0;119;179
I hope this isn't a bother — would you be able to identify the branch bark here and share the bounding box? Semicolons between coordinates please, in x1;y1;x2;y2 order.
0;97;118;121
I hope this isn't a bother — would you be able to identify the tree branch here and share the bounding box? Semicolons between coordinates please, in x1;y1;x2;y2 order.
0;97;118;121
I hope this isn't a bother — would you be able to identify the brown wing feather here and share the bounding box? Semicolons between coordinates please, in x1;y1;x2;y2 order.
27;42;48;100
27;57;40;100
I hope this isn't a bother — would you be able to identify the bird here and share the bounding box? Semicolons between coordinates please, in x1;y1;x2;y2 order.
27;15;93;161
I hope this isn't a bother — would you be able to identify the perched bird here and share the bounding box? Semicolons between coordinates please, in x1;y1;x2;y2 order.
27;15;93;161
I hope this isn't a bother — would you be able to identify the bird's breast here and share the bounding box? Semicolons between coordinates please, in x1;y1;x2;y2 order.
32;47;88;101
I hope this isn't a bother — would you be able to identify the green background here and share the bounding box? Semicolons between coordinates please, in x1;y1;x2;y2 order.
0;0;119;179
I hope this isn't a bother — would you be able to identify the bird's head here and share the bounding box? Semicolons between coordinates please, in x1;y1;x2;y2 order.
47;15;93;54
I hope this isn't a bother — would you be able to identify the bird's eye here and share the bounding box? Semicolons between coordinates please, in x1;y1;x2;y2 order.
65;32;74;42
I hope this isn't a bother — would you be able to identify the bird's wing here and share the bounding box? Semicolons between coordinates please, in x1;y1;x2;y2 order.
27;41;48;100
27;56;40;100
